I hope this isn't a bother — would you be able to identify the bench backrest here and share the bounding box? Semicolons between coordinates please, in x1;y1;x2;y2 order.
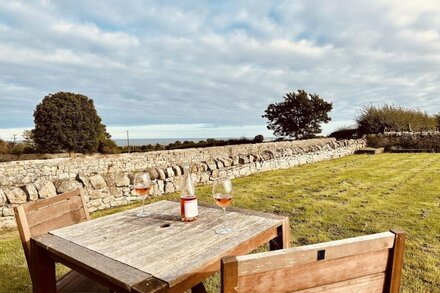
221;230;405;293
14;188;90;280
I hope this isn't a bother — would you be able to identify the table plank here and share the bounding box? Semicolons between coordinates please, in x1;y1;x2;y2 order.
50;200;283;287
33;234;167;292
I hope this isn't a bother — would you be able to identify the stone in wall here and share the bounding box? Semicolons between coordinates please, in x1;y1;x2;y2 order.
165;181;175;193
109;187;123;198
77;173;90;188
191;164;199;173
215;159;224;169
156;180;165;194
102;175;115;187
166;167;175;178
219;157;232;167
2;206;14;217
157;169;166;180
34;179;57;198
0;189;6;206
89;189;109;199
205;159;217;171
115;172;130;187
200;172;210;183
0;217;16;229
146;168;160;180
211;169;220;178
198;163;208;172
172;166;182;176
24;184;38;201
55;179;83;194
4;187;27;204
89;175;107;190
238;155;249;164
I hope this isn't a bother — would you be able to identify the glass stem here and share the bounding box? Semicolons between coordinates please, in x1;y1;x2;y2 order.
142;196;145;213
222;207;227;230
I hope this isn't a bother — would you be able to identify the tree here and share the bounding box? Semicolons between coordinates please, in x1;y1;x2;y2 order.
262;89;332;139
33;92;112;154
97;124;119;154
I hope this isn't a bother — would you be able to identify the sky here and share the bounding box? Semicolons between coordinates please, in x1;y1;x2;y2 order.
1;0;440;140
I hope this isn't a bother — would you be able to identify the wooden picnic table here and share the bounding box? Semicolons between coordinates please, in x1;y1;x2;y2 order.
31;200;290;292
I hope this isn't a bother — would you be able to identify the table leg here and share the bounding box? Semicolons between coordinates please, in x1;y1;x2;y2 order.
269;217;290;250
31;239;56;293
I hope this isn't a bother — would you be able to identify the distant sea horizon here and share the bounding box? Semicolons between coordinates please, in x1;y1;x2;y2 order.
114;137;275;146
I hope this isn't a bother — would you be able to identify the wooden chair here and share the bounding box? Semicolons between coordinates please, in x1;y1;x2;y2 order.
221;230;405;293
14;188;110;292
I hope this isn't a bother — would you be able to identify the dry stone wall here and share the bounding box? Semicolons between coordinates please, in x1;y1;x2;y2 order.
0;138;366;229
367;131;440;151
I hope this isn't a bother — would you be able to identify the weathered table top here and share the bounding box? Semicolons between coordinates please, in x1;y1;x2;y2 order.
38;200;288;292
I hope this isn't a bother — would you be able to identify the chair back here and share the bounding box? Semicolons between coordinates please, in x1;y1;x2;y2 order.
14;188;90;280
221;230;405;293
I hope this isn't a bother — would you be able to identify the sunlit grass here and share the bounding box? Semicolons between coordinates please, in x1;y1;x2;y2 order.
1;154;439;292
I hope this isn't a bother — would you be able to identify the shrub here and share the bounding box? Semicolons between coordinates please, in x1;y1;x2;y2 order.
356;104;437;135
253;134;264;143
0;139;10;154
329;126;359;140
11;144;25;155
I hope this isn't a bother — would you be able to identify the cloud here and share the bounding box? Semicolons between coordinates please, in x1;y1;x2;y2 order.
0;0;440;139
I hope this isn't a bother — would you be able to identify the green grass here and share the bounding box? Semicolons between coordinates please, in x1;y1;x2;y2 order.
1;154;439;292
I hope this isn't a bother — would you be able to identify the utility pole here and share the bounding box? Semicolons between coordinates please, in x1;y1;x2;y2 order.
12;134;18;146
126;130;130;153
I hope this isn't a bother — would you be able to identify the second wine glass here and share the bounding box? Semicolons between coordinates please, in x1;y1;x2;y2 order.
134;172;152;217
212;177;233;234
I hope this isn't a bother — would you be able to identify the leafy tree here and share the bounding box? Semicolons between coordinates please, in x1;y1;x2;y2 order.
97;125;119;154
262;89;332;139
33;92;112;154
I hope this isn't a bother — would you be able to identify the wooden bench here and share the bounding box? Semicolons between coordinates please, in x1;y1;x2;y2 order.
221;230;405;292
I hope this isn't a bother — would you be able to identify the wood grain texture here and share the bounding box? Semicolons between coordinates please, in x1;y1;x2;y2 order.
23;188;86;213
269;216;290;251
34;234;156;291
237;249;391;292
236;231;395;276
31;238;56;293
221;231;406;293
295;272;386;293
221;256;238;293
14;188;90;283
13;205;32;279
56;270;109;292
389;229;406;293
50;200;285;289
168;226;278;293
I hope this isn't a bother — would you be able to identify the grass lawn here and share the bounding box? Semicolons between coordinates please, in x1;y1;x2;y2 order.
1;154;439;292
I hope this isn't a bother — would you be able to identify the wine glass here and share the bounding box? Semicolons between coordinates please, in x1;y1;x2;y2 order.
133;172;152;217
212;177;233;234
